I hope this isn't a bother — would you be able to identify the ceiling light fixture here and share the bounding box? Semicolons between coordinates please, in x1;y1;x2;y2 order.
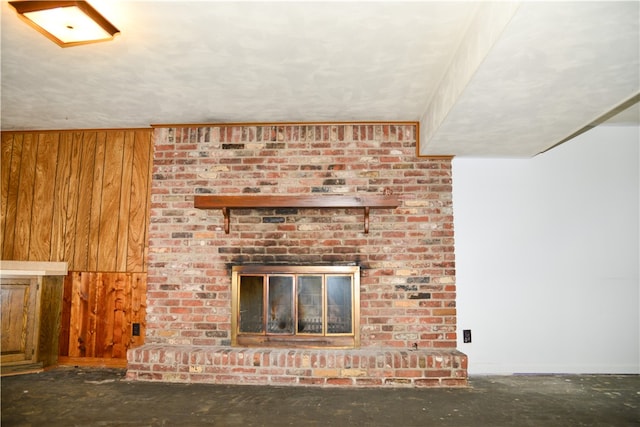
8;1;119;48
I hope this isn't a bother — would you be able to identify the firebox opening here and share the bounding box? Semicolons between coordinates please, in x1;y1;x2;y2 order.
231;265;360;348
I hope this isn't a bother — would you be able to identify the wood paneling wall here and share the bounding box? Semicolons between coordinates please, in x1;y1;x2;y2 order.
1;129;153;272
59;272;147;358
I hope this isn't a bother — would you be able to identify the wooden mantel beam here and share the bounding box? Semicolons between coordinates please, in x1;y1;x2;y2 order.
194;194;399;234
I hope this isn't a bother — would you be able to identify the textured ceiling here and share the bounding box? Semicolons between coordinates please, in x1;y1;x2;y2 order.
1;1;638;157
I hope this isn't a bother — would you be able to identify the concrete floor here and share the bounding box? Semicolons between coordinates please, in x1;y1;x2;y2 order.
1;367;638;426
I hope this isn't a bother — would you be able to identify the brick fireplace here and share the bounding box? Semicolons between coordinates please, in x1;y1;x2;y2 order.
127;123;467;387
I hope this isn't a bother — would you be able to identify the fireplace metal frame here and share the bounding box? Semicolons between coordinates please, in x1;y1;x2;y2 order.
231;265;360;348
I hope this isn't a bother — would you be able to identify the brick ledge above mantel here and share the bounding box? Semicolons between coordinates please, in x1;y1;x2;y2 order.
126;345;468;388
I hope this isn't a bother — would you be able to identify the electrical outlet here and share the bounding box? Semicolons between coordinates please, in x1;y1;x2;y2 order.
463;329;472;343
132;323;141;336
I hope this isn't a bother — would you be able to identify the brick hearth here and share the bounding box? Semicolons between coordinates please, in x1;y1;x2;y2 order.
127;346;467;387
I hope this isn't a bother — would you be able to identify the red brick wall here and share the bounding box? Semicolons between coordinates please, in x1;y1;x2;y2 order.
146;124;457;351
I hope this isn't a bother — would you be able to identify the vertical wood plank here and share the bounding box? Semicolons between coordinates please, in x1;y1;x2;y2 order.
127;130;153;272
96;131;124;272
63;133;84;270
93;272;106;358
58;273;73;357
87;133;106;271
2;133;22;260
85;272;99;357
130;273;147;348
126;272;136;353
1;133;16;258
111;273;127;358
116;132;135;272
29;132;60;261
13;133;37;260
37;276;63;367
51;133;74;262
122;273;133;353
73;132;97;271
68;272;86;357
95;272;114;358
140;132;153;271
80;272;92;358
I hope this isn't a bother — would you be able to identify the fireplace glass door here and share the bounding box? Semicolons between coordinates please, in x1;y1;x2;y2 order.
238;275;264;333
232;266;360;348
326;275;352;334
267;275;294;334
297;275;322;334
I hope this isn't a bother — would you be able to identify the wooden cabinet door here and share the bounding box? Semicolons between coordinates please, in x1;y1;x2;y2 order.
1;278;40;365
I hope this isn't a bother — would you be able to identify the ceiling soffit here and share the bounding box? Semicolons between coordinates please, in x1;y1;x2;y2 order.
419;2;640;158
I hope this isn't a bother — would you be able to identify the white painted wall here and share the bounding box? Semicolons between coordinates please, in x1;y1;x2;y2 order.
453;125;639;374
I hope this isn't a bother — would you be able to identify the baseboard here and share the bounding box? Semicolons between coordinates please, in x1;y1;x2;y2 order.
1;362;44;377
57;357;127;368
